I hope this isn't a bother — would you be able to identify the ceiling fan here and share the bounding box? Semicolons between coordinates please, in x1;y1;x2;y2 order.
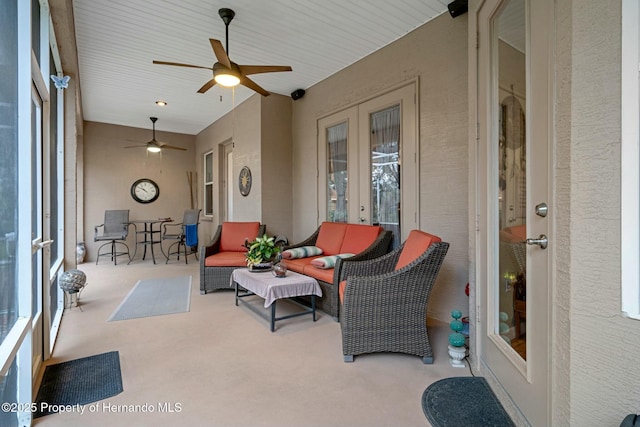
124;117;186;152
153;8;292;96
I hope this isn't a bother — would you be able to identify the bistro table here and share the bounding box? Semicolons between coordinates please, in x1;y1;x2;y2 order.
127;218;172;264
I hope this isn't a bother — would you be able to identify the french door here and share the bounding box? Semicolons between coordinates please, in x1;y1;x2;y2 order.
318;83;418;244
474;0;553;425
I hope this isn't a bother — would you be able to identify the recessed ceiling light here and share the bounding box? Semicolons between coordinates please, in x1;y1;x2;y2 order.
155;100;167;106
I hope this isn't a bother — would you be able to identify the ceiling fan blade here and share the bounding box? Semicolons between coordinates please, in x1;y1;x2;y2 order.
197;78;217;94
153;60;213;70
159;144;187;151
209;39;231;69
124;145;147;149
238;65;292;76
240;76;270;97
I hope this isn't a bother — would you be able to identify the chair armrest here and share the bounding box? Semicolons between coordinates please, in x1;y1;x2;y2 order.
94;224;104;241
333;230;395;282
336;246;402;283
200;225;223;260
340;242;449;314
282;226;320;251
341;242;449;316
162;222;184;235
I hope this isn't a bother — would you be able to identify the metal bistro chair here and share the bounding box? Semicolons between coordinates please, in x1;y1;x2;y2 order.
162;209;201;264
94;210;131;265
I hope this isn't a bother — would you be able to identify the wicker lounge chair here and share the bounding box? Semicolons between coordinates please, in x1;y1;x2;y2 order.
199;222;265;294
339;230;449;364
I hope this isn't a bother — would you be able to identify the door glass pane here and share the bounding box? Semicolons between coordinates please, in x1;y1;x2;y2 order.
370;105;401;248
32;90;43;319
496;0;527;360
327;122;348;222
0;0;19;343
50;51;59;265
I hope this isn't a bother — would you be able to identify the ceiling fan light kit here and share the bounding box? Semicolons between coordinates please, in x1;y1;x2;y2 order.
153;7;292;96
124;117;186;152
147;143;162;153
213;62;240;87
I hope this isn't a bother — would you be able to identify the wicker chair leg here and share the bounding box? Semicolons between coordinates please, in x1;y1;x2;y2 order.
422;356;433;364
344;355;354;363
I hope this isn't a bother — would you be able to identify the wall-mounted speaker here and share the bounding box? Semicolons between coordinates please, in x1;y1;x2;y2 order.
291;89;305;100
447;0;468;18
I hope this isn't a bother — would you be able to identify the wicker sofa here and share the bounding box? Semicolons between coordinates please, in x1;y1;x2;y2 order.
199;222;266;294
282;222;393;319
338;230;449;364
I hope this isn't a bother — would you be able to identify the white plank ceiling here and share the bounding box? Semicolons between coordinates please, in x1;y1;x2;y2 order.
72;0;450;135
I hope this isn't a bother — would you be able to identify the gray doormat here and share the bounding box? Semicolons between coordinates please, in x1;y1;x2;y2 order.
34;351;123;418
108;275;191;321
422;377;515;427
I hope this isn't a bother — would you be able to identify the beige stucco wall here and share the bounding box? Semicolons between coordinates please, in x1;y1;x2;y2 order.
260;95;293;239
291;12;469;321
82;121;197;262
195;93;293;243
553;0;640;424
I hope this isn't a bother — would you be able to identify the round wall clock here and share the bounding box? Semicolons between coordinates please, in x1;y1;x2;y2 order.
239;166;252;197
131;178;160;204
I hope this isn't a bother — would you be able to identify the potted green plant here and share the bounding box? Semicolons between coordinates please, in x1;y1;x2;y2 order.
244;234;281;269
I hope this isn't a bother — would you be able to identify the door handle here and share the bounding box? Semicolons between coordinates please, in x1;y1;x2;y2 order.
32;239;54;252
524;234;547;250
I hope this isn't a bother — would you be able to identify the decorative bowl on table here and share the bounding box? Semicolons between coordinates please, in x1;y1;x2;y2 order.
273;261;287;278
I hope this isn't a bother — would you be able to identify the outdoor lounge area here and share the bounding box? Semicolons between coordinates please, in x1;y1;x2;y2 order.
4;1;640;427
32;261;470;427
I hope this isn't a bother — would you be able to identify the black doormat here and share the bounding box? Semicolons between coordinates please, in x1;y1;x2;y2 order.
422;377;515;427
34;351;123;418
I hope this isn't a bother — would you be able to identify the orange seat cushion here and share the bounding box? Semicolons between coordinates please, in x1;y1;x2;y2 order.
315;222;348;255
284;257;313;274
219;222;261;252
302;264;335;283
395;230;442;270
339;280;347;303
339;224;382;254
204;252;248;267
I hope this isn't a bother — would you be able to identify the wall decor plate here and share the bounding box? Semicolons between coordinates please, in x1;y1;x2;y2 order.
239;166;252;196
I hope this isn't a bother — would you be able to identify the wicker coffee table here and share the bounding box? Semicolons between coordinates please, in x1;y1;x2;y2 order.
231;268;322;332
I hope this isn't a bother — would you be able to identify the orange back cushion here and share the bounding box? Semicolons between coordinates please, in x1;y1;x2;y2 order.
339;224;382;254
314;222;348;255
220;222;261;252
395;230;442;270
